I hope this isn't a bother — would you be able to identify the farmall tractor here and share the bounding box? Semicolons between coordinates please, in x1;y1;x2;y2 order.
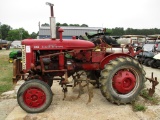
13;3;147;113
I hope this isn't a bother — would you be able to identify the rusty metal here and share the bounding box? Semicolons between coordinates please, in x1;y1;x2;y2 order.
71;71;94;103
146;72;159;97
12;59;24;84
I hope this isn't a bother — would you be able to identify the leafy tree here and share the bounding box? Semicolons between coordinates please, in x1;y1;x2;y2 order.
19;28;30;40
81;24;88;27
0;24;12;39
56;22;60;26
7;29;19;41
110;27;124;36
41;23;50;26
56;23;89;27
74;24;80;27
69;24;75;26
30;32;38;39
61;23;68;26
7;28;29;41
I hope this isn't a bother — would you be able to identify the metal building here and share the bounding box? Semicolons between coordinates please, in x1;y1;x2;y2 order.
38;26;103;39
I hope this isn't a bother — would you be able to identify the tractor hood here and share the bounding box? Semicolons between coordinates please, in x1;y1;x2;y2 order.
21;39;95;50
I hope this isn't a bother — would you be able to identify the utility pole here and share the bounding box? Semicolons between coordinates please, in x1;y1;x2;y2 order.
19;29;23;40
0;22;2;39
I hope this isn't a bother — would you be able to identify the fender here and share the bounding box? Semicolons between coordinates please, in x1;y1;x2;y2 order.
100;53;134;69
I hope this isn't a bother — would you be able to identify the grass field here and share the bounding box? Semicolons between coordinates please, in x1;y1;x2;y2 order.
0;49;14;94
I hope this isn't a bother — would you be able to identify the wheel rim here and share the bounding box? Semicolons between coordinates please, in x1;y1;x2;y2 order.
23;87;46;108
113;69;136;94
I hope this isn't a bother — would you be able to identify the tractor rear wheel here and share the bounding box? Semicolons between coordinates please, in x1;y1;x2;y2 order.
17;79;53;113
100;57;146;104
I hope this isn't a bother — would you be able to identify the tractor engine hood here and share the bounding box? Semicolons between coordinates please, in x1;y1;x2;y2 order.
21;39;95;50
65;39;95;49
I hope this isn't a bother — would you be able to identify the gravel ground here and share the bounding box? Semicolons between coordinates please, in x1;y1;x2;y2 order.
0;49;160;120
1;66;160;120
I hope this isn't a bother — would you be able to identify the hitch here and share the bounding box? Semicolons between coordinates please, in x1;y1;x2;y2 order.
146;72;159;97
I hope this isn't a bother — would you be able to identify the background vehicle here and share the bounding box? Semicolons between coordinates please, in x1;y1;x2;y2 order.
117;35;146;51
9;50;22;63
0;39;11;50
150;43;160;68
11;40;21;48
137;35;160;66
13;3;146;113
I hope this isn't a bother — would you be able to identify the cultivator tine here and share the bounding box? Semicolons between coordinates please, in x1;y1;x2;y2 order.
62;84;68;100
76;78;93;103
146;72;159;97
86;79;93;104
77;81;84;99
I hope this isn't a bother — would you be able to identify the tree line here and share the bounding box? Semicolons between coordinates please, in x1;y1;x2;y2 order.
0;24;38;41
41;23;89;27
0;23;160;41
107;27;160;36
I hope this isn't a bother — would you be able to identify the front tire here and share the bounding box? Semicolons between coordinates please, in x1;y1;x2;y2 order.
17;79;53;113
100;57;146;104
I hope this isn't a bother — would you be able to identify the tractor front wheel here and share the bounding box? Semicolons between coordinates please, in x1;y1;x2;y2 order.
100;57;146;104
17;79;53;113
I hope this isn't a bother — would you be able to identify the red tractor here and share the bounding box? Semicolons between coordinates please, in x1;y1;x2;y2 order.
13;3;146;113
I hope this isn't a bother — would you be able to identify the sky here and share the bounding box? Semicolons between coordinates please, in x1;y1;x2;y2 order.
0;0;160;34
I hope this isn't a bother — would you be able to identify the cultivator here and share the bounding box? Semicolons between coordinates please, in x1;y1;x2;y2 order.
146;72;159;97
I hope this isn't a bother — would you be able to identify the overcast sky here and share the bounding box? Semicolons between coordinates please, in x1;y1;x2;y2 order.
0;0;160;34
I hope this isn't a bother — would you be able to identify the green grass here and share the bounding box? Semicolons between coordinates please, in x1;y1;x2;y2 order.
132;88;160;112
140;89;160;105
0;49;14;94
132;103;147;112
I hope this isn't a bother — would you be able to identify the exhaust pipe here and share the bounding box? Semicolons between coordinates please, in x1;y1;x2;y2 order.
46;2;56;39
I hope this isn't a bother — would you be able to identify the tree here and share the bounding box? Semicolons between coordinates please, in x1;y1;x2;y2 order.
81;24;88;27
30;32;38;39
41;23;50;26
74;24;80;27
61;23;68;26
0;24;12;39
56;22;60;26
111;27;124;36
7;28;30;41
69;24;75;26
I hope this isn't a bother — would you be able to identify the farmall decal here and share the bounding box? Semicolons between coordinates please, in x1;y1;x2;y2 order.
41;44;63;48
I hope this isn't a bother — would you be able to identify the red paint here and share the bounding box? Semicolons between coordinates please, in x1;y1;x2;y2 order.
113;70;136;94
21;39;95;71
21;39;95;50
58;28;64;41
26;52;33;71
81;63;99;70
92;51;105;62
59;53;64;69
23;87;46;108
